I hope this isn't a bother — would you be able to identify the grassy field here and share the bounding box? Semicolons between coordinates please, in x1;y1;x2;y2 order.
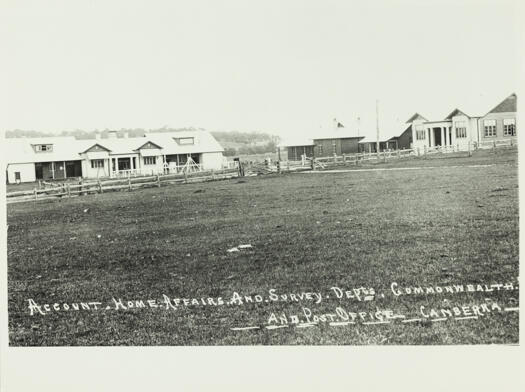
7;149;519;345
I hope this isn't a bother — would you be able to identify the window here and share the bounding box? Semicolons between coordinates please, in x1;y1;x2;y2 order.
484;119;497;137
415;125;425;140
318;145;323;155
176;137;194;145
503;118;516;136
34;144;53;152
144;156;156;165
91;159;104;169
15;172;21;180
455;121;467;138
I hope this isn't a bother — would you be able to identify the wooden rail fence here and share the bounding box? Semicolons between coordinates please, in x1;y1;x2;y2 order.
7;168;240;204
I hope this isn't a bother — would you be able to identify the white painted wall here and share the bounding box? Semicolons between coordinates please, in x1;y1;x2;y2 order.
410;118;428;151
200;152;224;170
7;163;36;183
83;158;111;179
139;154;164;175
450;115;477;148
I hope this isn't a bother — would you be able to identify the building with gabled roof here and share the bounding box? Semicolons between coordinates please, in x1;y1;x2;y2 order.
280;130;364;161
407;93;516;151
478;93;517;145
5;130;225;184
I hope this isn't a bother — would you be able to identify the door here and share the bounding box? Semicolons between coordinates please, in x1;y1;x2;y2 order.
35;163;43;179
66;161;82;178
433;128;442;146
118;158;131;171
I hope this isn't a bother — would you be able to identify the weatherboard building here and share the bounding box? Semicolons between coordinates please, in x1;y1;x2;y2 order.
5;130;225;184
283;93;516;157
408;93;517;151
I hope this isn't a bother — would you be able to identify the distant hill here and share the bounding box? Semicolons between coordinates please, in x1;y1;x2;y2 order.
5;128;280;157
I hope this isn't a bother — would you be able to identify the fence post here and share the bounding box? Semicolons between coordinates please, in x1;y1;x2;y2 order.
493;140;496;153
184;171;188;183
157;174;161;187
276;161;281;174
468;141;472;157
67;184;71;197
342;153;346;164
99;179;103;193
397;150;400;159
417;147;420;157
33;188;37;201
311;158;316;171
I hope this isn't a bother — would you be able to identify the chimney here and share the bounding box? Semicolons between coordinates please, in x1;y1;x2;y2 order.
108;130;117;139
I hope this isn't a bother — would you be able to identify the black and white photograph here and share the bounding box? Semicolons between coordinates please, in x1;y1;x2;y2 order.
1;0;523;390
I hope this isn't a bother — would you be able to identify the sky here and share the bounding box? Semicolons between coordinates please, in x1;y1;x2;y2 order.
1;0;520;142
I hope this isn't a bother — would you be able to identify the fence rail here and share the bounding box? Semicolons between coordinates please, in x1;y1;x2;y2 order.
7;168;240;204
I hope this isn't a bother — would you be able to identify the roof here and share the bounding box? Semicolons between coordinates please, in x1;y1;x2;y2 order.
358;136;391;144
423;120;453;124
279;130;363;147
406;113;428;123
313;134;365;141
388;124;412;140
4;130;224;165
444;108;470;120
279;137;315;147
4;137;84;164
485;93;517;115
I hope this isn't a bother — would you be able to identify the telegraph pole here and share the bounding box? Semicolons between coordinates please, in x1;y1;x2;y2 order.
357;116;360;137
376;100;380;154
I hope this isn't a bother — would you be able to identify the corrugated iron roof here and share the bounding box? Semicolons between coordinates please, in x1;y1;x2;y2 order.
486;93;517;115
5;130;224;165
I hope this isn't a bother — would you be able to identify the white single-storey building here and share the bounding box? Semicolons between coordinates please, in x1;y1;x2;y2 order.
5;130;226;184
